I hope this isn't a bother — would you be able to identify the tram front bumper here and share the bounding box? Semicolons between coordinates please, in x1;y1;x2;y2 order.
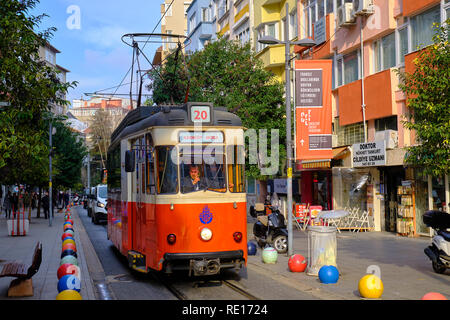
163;250;245;276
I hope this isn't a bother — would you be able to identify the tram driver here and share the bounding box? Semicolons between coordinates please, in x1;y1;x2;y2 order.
182;165;208;193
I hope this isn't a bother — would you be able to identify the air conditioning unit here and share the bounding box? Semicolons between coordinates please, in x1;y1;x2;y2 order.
337;3;356;28
352;0;374;16
375;130;398;150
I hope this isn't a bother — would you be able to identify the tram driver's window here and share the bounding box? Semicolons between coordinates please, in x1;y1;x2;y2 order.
155;146;178;194
227;145;245;193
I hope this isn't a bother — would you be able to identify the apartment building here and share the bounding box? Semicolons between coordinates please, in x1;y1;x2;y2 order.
294;0;450;236
39;42;70;115
160;0;192;63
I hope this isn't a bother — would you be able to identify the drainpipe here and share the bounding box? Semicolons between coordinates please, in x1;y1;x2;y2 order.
360;16;367;143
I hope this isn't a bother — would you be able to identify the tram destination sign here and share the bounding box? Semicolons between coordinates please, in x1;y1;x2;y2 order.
352;141;386;167
179;131;224;144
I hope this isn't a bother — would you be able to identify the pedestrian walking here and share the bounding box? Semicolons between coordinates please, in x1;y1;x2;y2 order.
42;192;49;219
63;192;69;208
3;191;12;219
12;192;18;216
24;191;32;221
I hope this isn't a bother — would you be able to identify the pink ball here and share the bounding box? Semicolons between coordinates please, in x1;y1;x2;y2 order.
421;292;447;300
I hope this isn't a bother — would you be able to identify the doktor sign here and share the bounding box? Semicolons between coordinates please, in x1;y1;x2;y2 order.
352;141;386;167
294;60;333;162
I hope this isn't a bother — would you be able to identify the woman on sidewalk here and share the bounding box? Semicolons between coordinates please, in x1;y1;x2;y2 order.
3;191;12;219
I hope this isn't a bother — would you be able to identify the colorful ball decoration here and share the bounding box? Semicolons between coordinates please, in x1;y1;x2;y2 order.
57;263;80;280
62;239;76;247
421;292;447;300
358;274;384;299
61;249;77;259
64;228;74;234
62;243;77;253
288;254;307;273
318;265;340;284
60;255;78;266
247;241;257;256
261;247;278;264
57;275;81;293
56;290;82;300
61;232;74;241
63;224;73;231
65;219;74;225
63;229;75;237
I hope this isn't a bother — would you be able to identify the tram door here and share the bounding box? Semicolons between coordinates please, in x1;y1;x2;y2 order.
135;136;146;253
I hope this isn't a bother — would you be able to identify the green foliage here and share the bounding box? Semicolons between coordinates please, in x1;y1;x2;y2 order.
397;21;450;177
148;38;286;179
0;0;77;183
52;116;88;189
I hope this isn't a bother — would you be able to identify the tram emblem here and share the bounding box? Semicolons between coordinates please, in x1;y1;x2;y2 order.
200;205;213;224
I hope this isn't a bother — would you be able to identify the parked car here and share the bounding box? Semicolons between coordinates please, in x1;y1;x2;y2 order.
87;184;107;224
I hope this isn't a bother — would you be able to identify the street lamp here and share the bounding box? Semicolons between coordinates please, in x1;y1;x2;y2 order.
258;3;316;257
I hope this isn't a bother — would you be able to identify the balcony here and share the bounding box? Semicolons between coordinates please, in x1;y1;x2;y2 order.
338;68;397;126
195;21;214;40
255;44;284;68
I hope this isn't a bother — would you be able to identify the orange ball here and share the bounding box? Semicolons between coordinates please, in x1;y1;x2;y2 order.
62;243;77;253
422;292;447;300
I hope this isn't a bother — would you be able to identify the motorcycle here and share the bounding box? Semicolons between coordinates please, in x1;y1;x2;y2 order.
423;210;450;274
250;203;288;254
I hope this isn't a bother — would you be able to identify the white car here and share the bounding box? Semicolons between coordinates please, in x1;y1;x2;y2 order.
88;184;108;224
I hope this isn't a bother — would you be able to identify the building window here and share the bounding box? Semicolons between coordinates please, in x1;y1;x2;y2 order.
336;50;359;86
410;5;441;50
337;121;366;146
289;9;298;40
397;26;408;65
202;7;210;22
373;32;396;73
165;3;172;16
375;116;398;132
45;49;56;65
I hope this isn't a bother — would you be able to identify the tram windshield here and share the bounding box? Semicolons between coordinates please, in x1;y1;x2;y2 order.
180;151;227;194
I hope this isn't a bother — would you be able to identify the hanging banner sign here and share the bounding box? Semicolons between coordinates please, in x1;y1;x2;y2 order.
294;60;333;163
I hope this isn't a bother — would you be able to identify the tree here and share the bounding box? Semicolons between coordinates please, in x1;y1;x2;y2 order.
0;0;76;180
397;21;450;177
89;108;114;170
148;38;286;179
52;116;88;189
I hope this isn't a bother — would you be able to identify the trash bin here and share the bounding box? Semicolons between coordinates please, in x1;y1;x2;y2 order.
306;225;337;276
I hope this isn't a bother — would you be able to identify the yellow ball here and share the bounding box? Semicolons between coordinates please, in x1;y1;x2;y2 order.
56;290;82;300
358;274;384;299
62;239;76;247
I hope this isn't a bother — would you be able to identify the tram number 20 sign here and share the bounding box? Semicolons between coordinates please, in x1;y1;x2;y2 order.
190;106;211;123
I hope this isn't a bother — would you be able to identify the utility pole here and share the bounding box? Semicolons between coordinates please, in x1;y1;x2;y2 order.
49;119;53;227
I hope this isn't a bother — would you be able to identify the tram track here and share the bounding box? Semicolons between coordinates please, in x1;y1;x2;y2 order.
151;270;261;300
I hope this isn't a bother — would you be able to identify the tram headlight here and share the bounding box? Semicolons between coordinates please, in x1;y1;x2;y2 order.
167;234;176;245
233;232;243;243
200;228;212;241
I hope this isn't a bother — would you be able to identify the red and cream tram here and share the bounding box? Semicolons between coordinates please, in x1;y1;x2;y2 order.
106;102;247;276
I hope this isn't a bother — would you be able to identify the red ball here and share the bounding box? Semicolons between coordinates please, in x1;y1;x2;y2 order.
61;232;74;241
65;219;74;225
288;254;307;272
57;263;79;280
422;292;447;300
62;243;77;253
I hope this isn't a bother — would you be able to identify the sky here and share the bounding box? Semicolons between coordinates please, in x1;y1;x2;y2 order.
32;0;164;107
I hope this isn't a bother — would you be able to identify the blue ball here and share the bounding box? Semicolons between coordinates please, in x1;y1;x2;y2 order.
57;274;81;293
318;265;339;284
61;249;78;259
247;241;257;256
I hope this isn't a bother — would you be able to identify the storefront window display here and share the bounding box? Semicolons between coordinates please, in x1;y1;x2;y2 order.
414;169;429;235
432;176;446;211
332;168;369;213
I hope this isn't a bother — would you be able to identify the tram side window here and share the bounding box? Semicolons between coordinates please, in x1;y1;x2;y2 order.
156;146;178;194
227;145;245;193
106;146;121;192
139;136;146;193
145;133;155;194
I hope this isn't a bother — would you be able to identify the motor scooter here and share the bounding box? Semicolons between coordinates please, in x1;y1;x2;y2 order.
250;204;288;254
423;210;450;274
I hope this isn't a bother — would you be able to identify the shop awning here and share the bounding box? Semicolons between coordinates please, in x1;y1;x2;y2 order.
296;159;331;170
333;146;350;160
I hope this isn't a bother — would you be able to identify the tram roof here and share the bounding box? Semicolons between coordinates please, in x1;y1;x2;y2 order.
110;102;242;147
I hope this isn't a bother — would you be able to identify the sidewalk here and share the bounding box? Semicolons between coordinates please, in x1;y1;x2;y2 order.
0;207;448;300
0;207;97;300
245;216;450;300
